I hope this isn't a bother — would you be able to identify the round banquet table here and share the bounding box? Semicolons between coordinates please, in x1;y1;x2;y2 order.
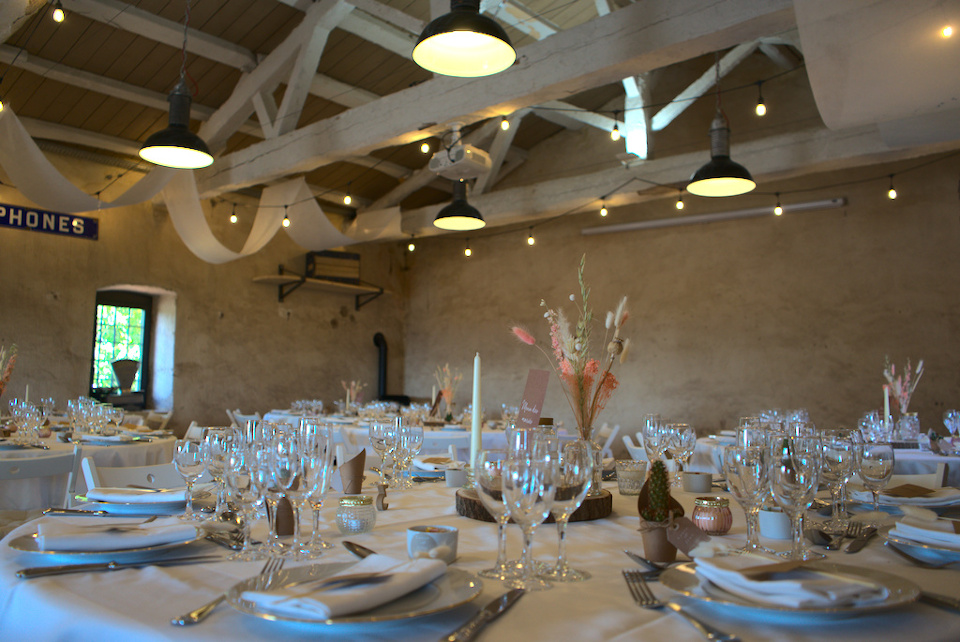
1;478;959;641
0;434;176;511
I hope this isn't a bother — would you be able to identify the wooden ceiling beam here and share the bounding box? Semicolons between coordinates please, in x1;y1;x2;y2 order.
474;109;528;194
197;0;796;197
480;0;559;40
0;0;40;42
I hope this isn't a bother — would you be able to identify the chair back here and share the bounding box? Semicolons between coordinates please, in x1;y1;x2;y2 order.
421;432;472;461
623;432;648;461
0;445;81;508
888;461;947;489
232;410;262;428
184;421;204;441
81;457;187;490
596;423;621;458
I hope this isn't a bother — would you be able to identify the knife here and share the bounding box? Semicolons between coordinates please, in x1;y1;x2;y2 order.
17;555;221;579
844;526;878;553
920;591;960;613
440;589;525;642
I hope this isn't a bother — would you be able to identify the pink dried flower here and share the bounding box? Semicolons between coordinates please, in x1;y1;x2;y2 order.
511;326;536;346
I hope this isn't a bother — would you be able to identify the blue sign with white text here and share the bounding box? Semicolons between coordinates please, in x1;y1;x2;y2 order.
0;203;98;240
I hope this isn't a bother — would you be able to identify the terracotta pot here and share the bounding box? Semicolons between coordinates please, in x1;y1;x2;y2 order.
640;522;677;563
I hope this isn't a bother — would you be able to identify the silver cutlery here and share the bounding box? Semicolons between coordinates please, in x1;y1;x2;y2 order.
343;540;377;559
825;522;862;551
42;508;110;516
920;591;960;612
440;589;524;642
17;555;220;579
171;557;283;626
622;570;739;642
845;525;878;553
884;540;960;569
623;550;673;579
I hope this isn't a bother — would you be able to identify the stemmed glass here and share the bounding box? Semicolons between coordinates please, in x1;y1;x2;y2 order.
173;439;205;521
302;420;336;556
859;442;895;527
819;429;860;534
270;423;305;558
223;446;266;561
503;455;557;592
201;427;232;520
667;423;696;486
476;449;518;580
392;418;423;489
641;414;665;461
250;446;282;556
369;420;395;485
769;433;823;561
540;440;593;582
721;445;774;554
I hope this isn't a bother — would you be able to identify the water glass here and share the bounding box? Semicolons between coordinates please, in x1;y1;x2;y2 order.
223;448;265;561
818;429;860;534
475;449;516;580
302;421;336;556
503;456;557;592
859;442;895;527
769;434;823;561
721;445;773;554
641;414;664;461
173;439;204;521
541;441;593;582
614;459;647;495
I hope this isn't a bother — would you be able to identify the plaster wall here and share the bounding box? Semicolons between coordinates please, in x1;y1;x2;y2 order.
402;155;960;444
0;155;407;434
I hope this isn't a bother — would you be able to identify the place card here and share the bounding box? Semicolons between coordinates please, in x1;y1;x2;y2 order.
515;369;550;428
665;516;711;556
738;560;808;578
884;484;936;498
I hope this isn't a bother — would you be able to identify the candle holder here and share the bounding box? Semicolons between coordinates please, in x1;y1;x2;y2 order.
463;464;476;490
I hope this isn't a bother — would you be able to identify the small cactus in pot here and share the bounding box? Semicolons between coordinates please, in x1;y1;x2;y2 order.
637;460;684;562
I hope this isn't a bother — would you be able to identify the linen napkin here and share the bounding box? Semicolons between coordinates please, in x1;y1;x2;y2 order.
694;553;889;608
85;486;187;503
35;516;198;551
413;455;456;471
850;486;960;506
240;554;446;619
80;434;133;443
889;516;960;550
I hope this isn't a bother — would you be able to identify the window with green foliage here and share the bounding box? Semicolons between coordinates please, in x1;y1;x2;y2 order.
90;291;152;397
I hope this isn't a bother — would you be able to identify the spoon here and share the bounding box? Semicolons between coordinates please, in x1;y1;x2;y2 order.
343;540;377;559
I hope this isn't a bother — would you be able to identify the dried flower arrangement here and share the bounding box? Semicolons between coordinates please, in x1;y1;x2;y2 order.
883;356;924;415
0;343;16;399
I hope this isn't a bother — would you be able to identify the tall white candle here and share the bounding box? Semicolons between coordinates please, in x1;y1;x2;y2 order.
883;384;890;433
470;353;482;469
24;384;29;404
432;385;437;404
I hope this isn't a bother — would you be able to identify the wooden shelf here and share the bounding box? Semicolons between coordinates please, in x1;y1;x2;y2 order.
253;269;384;309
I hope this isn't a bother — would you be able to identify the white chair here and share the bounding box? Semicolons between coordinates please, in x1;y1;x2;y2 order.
81;456;186;490
144;410;172;432
888;461;947;489
595;423;621;459
622;433;648;461
421;432;472;461
231;409;261;428
0;444;81;509
184;420;204;441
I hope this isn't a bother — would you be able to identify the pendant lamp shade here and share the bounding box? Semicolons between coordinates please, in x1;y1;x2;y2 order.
139;80;213;169
413;0;516;77
434;180;485;230
686;109;755;197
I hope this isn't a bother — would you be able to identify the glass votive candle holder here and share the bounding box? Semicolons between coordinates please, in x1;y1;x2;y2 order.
336;495;376;535
615;459;648;495
692;496;733;535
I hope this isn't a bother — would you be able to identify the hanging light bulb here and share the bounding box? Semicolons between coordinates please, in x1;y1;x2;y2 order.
434;179;485;230
407;237;416;252
600;202;608;217
942;25;953;38
229;204;238;224
139;1;213;169
413;0;516;77
420;141;431;154
675;193;685;210
774;192;783;216
755;82;766;117
344;183;353;206
500;116;510;131
52;1;65;23
610;111;621;141
464;241;472;257
887;175;897;200
527;228;535;246
687;54;756;197
0;97;4;113
282;205;290;228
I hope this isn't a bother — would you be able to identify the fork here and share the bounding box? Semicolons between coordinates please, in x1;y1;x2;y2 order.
622;570;740;642
171;557;283;625
825;521;862;551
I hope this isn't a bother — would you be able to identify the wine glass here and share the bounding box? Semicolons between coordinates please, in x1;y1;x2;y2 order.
302;420;336;556
769;433;823;561
270;423;305;558
250;446;282;556
641;414;664;461
859;442;895;527
201;427;233;520
223;447;266;561
502;455;557;592
369;419;395;485
540;441;593;582
669;423;696;485
475;449;518;580
173;439;205;521
944;410;960;443
392;418;424;489
721;445;774;554
819;428;860;534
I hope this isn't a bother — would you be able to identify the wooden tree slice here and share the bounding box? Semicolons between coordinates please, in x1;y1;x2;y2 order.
455;488;612;523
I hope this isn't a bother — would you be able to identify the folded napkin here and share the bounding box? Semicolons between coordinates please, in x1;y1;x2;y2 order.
694;553;889;609
85;486;187;504
80;434;132;443
413;455;455;471
35;516;198;551
889;516;960;550
121;426;167;436
240;554;446;619
850;486;960;506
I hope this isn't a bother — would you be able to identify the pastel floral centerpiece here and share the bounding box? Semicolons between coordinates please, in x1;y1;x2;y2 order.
341;379;366;411
0;343;16;400
434;364;462;421
883;356;924;415
511;255;629;493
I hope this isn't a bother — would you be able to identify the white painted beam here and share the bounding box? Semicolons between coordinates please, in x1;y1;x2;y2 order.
623;74;653;159
535;109;585;130
0;0;39;42
651;40;760;132
198;0;794;197
758;41;802;69
481;0;559;40
474;109;528;194
535;100;617;132
339;9;418;58
20;117;142;156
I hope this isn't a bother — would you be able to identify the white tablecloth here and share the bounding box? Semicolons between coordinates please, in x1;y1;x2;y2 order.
0;435;176;510
2;478;958;641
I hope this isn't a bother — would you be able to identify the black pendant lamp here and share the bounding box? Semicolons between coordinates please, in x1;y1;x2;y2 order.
434;180;485;230
413;0;516;78
686;53;755;197
139;0;213;170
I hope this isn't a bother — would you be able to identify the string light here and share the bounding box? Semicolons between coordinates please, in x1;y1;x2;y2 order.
229;203;238;224
0;97;4;112
407;236;416;252
420;141;431;154
527;228;535;245
942;25;953;38
464;240;472;257
755;82;766;117
600;202;608;217
887;175;897;200
500;117;510;131
610;110;621;141
282;205;290;228
675;193;684;210
343;183;352;206
774;192;783;216
52;1;65;23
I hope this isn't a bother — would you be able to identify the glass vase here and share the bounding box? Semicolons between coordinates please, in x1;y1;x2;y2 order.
585;433;604;497
897;412;920;441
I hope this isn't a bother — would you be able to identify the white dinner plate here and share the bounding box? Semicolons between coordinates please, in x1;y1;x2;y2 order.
226;563;482;624
7;529;202;562
74;496;186;515
885;533;960;564
660;561;919;617
413;455;456;471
